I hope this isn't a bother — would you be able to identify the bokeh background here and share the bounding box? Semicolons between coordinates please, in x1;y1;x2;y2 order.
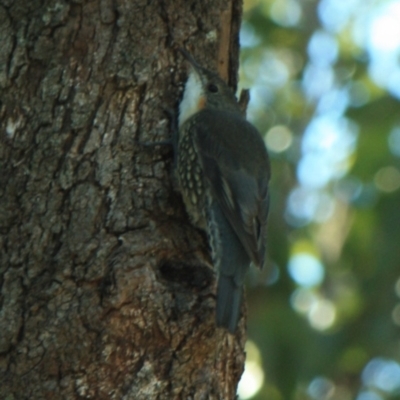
237;0;400;399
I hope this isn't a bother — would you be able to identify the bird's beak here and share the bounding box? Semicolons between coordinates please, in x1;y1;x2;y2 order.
178;48;203;76
178;48;199;67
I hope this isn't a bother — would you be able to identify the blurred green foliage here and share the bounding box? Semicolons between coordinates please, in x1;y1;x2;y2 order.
239;0;400;399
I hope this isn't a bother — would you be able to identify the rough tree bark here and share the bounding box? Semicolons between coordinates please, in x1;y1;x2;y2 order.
0;0;246;398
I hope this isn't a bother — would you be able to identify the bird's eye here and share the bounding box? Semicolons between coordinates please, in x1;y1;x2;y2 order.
207;83;219;93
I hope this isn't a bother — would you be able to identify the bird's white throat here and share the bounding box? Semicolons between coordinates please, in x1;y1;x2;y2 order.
179;70;203;127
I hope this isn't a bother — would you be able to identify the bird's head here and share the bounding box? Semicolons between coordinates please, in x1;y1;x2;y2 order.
178;49;241;127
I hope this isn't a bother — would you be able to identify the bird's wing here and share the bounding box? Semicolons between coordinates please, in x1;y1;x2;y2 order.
191;111;270;268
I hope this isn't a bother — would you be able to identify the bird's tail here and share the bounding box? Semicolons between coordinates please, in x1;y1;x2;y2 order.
210;203;250;333
216;275;243;333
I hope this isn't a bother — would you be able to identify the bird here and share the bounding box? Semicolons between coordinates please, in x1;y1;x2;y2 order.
176;49;270;333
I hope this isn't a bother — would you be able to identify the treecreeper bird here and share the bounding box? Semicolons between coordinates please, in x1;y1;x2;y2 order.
176;50;271;333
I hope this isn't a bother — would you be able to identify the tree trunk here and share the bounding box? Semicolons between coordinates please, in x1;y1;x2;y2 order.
0;0;246;398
